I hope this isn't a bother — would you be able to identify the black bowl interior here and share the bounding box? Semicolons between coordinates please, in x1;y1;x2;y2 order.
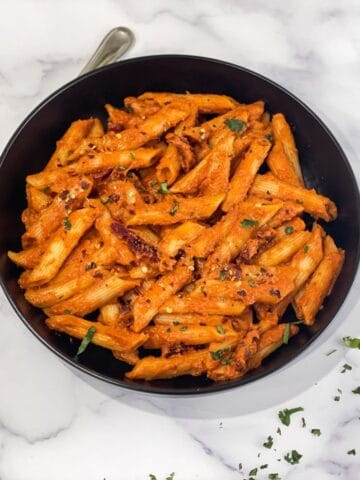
1;55;359;395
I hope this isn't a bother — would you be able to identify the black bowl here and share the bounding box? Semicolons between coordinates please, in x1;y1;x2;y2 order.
1;55;359;395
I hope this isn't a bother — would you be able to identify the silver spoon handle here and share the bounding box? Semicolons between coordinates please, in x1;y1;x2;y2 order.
79;27;135;76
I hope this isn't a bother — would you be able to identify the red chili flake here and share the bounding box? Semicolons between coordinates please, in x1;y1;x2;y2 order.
93;271;103;278
269;288;281;298
59;189;69;200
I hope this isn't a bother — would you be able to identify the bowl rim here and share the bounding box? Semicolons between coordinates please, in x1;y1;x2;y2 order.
1;53;359;396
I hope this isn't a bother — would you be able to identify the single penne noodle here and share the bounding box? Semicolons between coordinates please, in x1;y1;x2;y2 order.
256;230;312;266
158;221;206;257
156;144;182;185
222;137;271;211
144;324;238;348
274;217;306;239
292;235;344;325
138;92;238;114
270;113;304;186
46;315;147;352
126;350;208;380
250;173;337;221
26;185;52;212
267;140;302;187
27;148;161;189
99;303;123;327
126;194;225;226
132;258;194;332
8;243;45;269
161;295;247;316
44;274;139;317
21;208;98;288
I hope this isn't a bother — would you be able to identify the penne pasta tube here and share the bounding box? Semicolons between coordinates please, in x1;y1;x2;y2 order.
158;221;205;258
46;315;147;352
250;173;337;221
144;324;238;348
156;144;182;185
44;274;139;316
8;243;45;269
99;303;123;327
222;137;271;211
21;207;98;288
160;295;247;316
132;258;194;332
292;235;344;325
26;185;52;212
126;350;208;380
256;230;312;266
126;194;225;226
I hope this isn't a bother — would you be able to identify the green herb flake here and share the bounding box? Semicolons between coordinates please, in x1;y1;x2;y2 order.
238;463;243;471
173;321;180;326
210;347;231;361
260;267;267;274
129;152;136;160
263;436;273;449
225;118;246;133
285;226;294;235
216;325;225;335
303;245;309;253
43;186;51;194
166;327;172;333
149;475;157;480
268;474;281;480
169;199;180;216
158;181;170;194
334;395;340;402
260;464;268;469
284;450;302;465
220;357;233;366
241;218;260;229
149;179;158;187
249;468;258;476
343;336;360;349
278;407;304;426
352;386;360;394
166;473;175;480
311;429;321;436
301;417;306;428
64;217;72;231
341;363;352;373
276;427;281;435
64;309;72;315
219;270;228;281
75;326;96;358
347;449;356;455
265;133;273;142
283;323;291;344
326;348;337;356
85;262;97;271
125;104;134;113
180;326;188;332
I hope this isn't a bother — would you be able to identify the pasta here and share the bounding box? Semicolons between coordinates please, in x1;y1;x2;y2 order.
8;91;344;383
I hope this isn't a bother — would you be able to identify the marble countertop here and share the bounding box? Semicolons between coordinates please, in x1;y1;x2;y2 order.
1;1;360;479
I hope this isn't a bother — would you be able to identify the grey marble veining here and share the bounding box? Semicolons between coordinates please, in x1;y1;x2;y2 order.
0;1;360;479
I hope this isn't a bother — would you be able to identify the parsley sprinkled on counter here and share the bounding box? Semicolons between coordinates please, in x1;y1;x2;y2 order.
260;464;268;469
225;118;246;133
301;417;306;428
311;429;321;436
149;475;157;480
268;474;281;480
75;326;96;359
263;436;273;449
278;407;304;426
284;450;302;465
343;336;360;349
341;363;352;373
158;181;170;194
249;467;258;476
326;349;337;356
352;386;360;394
166;473;175;480
347;449;356;455
276;427;281;435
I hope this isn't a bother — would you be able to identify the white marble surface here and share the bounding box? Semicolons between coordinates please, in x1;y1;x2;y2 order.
1;1;360;479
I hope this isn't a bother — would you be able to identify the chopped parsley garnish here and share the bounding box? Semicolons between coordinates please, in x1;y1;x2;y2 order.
180;326;188;332
285;226;294;235
241;218;260;228
276;427;281;435
284;450;302;465
303;245;309;253
352;386;360;394
64;309;72;315
278;407;304;426
219;270;228;280
85;262;97;271
268;474;281;480
311;429;321;436
216;325;225;335
158;181;170;194
334;395;340;401
263;436;273;449
260;464;268;469
210;347;231;361
129;152;136;160
64;217;72;231
283;324;291;344
169;199;180;216
326;348;337;356
220;357;233;366
265;133;273;142
301;417;306;428
343;336;360;349
225;118;246;133
347;449;356;455
249;468;258;476
173;321;180;326
341;363;352;373
75;326;96;358
43;186;51;194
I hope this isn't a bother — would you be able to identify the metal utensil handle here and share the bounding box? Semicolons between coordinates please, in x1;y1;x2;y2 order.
79;27;135;76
